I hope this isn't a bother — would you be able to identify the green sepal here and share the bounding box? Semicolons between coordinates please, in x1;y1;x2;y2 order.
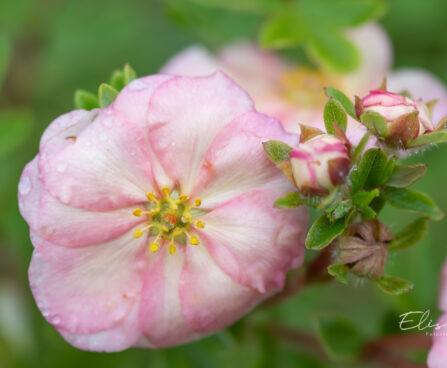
262;140;293;164
124;63;137;85
324;97;348;134
109;70;125;91
389;217;428;251
360;111;388;138
376;275;414;295
407;130;447;148
274;192;304;209
98;83;119;108
74;89;100;111
328;263;348;284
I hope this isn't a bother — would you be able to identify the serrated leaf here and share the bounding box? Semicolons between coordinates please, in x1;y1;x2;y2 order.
407;130;447;148
324;87;357;120
324;98;348;134
259;13;306;48
98;83;119;108
263;140;293;164
124;64;137;85
360;111;388;137
328;264;348;284
386;164;427;187
389;217;428;251
0;109;33;158
353;148;388;190
376;275;414;295
74;90;99;110
305;215;347;249
274;192;304;209
352;189;379;208
384;187;443;220
316;316;364;360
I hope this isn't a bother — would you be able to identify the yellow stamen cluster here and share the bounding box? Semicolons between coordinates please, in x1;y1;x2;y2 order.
132;187;205;255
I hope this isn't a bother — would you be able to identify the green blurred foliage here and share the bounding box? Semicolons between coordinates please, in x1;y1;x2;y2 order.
0;0;447;367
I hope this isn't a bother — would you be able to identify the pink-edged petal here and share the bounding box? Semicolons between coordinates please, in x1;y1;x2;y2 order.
58;301;146;352
388;69;447;124
39;108;154;211
179;242;269;334
19;157;144;247
139;245;203;348
147;72;254;194
193;111;298;208
161;45;222;77
428;313;447;368
197;190;307;293
344;23;393;96
29;230;147;335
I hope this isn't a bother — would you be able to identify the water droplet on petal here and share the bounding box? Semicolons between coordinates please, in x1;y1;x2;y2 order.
51;315;61;325
56;162;68;173
19;177;32;195
42;308;50;317
128;79;146;91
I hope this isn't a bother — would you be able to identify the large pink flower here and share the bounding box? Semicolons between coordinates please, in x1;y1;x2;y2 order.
161;23;447;145
18;72;308;351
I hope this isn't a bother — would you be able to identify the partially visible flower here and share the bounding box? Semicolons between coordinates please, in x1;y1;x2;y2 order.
360;89;433;142
18;72;308;351
290;133;350;196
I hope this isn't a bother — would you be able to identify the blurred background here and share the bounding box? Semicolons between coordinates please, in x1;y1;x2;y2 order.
1;0;447;367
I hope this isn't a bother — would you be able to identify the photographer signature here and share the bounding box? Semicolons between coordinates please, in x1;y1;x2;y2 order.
399;310;447;331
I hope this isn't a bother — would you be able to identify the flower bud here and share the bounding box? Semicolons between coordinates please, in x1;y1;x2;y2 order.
290;134;350;196
361;90;433;142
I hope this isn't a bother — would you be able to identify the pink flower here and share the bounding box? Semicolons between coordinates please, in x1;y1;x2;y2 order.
18;72;308;351
161;24;447;145
361;89;433;139
290;134;350;195
428;262;447;367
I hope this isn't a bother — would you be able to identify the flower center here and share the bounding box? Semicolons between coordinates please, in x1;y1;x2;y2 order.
132;187;205;255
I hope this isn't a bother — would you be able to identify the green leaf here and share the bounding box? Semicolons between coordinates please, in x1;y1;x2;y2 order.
316;316;364;360
352;189;380;208
328;264;348;284
359;206;376;219
389;217;428;251
0;109;33;158
74;90;99;110
324;98;348;134
353;148;388;190
407;130;447;147
305;215;347;249
350;132;371;163
274;192;304;209
124;63;137;85
386;164;427;188
376;275;414;295
262;140;293;164
325;200;352;221
308;28;360;73
360;111;388;137
0;33;12;90
109;69;125;91
189;0;280;13
384;187;444;220
98;83;119;108
259;13;306;48
324;87;357;120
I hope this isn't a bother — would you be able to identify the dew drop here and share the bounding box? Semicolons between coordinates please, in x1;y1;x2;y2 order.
56;162;68;173
128;79;146;91
51;315;61;325
42;308;50;317
18;177;32;195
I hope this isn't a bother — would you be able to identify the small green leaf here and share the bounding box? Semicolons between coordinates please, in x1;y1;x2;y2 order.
328;264;348;284
109;69;125;91
259;13;306;48
324;98;348;134
324;87;357;120
359;206;376;219
351;132;371;163
376;275;414;295
316;316;364;360
325;200;352;221
353;148;388;190
262;140;293;164
407;130;447;148
360;111;388;137
389;217;428;251
352;189;379;208
124;64;137;85
386;164;427;187
274;192;304;209
74;90;99;110
306;215;347;249
98;83;119;108
0;109;33;158
384;187;443;220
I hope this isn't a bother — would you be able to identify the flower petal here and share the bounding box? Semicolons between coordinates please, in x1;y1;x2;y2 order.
139;246;203;348
19;158;144;247
387;68;447;124
147;72;254;194
39;108;155;211
197;190;307;293
29;230;147;335
179;243;268;334
427;313;447;368
58;301;145;352
193;111;298;208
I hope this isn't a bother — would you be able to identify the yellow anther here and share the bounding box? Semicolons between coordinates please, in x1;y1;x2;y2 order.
196;220;205;229
173;229;183;237
182;212;191;221
169;243;177;254
149;209;159;216
132;208;143;217
190;236;200;245
162;187;170;196
149;242;159;253
146;192;155;201
194;199;202;207
133;228;144;239
179;195;188;202
159;225;170;233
